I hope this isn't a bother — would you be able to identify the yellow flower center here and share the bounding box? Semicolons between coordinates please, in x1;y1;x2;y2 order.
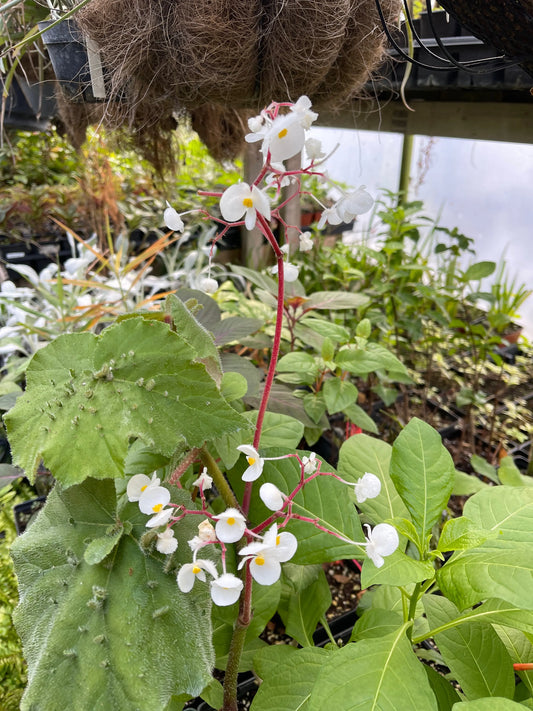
255;555;265;566
247;457;256;466
242;198;254;208
192;566;201;575
276;535;281;546
152;503;163;513
141;484;148;492
278;128;288;139
227;517;235;526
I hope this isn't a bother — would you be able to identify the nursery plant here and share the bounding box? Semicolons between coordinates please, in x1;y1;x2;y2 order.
4;97;533;711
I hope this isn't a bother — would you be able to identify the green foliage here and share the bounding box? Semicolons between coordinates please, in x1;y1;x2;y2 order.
11;479;214;710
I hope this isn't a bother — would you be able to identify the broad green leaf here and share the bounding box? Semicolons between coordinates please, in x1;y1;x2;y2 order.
453;469;488;495
463;261;496;282
175;288;221;330
338;434;409;524
199;678;224;710
248;411;304;450
350;608;403;642
276;351;318;374
471;454;499;484
278;564;332;647
336;343;411;381
83;526;125;565
499;456;533;487
124;439;171;476
452;699;526;710
300;316;350;342
253;643;298;678
303;391;327;424
493;625;533;695
342;403;379;434
438;541;533;610
323;378;358;414
390;418;454;538
229;451;365;564
305;290;369;310
244;382;319;428
463;486;533;543
165;293;221;382
251;647;330;711
6;318;251;485
423;596;515;701
424;666;461;711
221;352;262;398
438;517;491;552
210;316;263;346
361;549;435;588
220;371;248;401
230;264;278;294
11;479;214;710
308;626;438;711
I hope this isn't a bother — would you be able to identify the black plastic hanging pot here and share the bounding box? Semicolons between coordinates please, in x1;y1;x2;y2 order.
38;18;107;103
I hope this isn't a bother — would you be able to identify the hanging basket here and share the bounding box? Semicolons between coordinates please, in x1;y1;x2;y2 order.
38;18;110;103
57;0;401;167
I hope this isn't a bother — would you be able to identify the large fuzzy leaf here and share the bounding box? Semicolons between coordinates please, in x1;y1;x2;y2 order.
11;478;214;711
6;318;251;486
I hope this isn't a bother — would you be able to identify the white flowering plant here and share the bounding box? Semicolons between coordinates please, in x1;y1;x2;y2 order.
4;97;533;711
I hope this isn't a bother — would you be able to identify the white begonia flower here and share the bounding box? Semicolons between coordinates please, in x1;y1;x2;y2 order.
164;201;185;232
317;205;343;230
305;137;325;161
177;559;219;593
139;485;174;527
127;473;161;502
156;528;178;554
290;95;318;129
237;444;264;482
270;261;300;282
200;277;218;294
354;472;382;504
302;452;318;475
210;573;244;606
335;187;374;222
364;523;399;568
220;182;271;231
213;508;247;543
238;524;297;585
259;483;285;511
192;467;213;490
299;232;314;252
261;113;306;164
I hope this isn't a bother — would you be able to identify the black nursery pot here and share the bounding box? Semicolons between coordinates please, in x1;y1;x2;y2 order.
13;496;47;535
38;18;105;103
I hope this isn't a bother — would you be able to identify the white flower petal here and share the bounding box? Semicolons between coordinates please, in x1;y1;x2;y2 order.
192;468;213;490
210;573;244;606
299;232;314;252
249;555;281;585
213;508;247;543
127;474;152;502
259;483;285;511
156;529;178;554
354;472;382;504
250;185;271;221
139;486;171;515
275;531;298;562
265;114;305;163
164;204;185;232
244;207;257;231
364;523;399;568
146;507;173;528
200;277;218;294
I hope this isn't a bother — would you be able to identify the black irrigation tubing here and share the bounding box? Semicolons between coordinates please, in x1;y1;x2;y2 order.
374;0;515;74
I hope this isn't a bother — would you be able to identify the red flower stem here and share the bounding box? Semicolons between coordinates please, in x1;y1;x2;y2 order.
514;663;533;671
242;213;284;516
